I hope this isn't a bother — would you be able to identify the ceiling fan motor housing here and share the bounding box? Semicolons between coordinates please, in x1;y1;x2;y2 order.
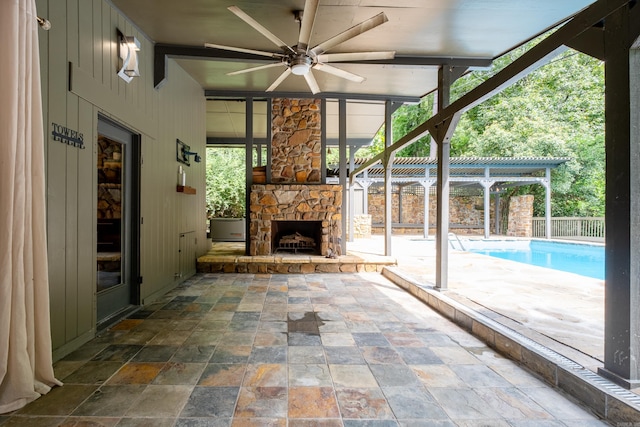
290;54;313;75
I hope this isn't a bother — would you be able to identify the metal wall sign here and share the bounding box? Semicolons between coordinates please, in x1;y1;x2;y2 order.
51;122;85;149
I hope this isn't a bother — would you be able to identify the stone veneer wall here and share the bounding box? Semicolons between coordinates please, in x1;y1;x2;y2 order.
271;98;321;183
369;193;493;230
250;184;342;256
507;195;534;237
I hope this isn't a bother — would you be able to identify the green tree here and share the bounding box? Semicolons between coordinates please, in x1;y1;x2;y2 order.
358;44;605;218
206;147;246;218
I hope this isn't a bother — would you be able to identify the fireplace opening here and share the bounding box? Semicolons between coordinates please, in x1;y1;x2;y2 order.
272;220;322;255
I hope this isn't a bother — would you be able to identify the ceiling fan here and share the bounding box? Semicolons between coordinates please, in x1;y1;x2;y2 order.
204;0;395;94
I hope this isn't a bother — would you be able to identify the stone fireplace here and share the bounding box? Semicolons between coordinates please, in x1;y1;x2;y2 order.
250;184;342;256
249;98;343;257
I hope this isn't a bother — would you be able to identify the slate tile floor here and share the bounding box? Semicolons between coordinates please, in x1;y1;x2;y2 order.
1;273;610;426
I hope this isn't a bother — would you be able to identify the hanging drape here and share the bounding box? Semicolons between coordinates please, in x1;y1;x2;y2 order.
0;0;62;414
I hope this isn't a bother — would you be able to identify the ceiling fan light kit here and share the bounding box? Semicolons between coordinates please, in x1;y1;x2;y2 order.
204;0;395;94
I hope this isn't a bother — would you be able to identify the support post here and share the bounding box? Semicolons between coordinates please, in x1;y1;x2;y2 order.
339;99;347;256
383;100;394;256
598;4;640;389
420;179;435;238
435;66;457;290
348;147;355;242
480;176;495;239
494;193;501;235
545;168;552;239
245;98;253;255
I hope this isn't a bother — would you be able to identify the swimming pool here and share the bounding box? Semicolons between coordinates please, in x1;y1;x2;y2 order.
469;240;605;280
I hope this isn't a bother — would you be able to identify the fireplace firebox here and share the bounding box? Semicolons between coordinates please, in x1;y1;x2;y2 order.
272;220;322;255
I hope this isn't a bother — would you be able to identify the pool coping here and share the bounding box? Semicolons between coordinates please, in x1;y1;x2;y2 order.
382;266;640;424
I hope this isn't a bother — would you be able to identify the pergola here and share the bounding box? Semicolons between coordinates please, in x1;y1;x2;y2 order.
344;156;569;239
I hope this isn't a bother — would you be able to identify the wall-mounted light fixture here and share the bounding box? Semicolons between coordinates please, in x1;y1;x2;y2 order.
176;139;201;166
117;29;140;83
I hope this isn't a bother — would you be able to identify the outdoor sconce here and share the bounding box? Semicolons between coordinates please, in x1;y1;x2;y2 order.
185;150;202;163
176;139;201;166
117;30;140;83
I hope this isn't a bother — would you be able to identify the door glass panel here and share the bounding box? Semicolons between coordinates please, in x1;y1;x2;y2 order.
97;136;124;292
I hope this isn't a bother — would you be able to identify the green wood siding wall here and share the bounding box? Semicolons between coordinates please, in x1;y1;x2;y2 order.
36;0;207;359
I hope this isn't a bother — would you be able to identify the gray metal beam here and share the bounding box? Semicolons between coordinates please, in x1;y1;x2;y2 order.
154;43;492;88
205;90;421;104
207;137;373;147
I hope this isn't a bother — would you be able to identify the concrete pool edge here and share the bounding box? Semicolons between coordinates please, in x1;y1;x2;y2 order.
382;266;640;424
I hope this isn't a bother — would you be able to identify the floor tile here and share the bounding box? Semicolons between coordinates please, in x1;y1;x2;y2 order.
243;364;287;387
288;364;332;387
106;362;164;385
60;361;122;385
17;385;98;416
288;387;340;418
153;362;206;385
126;384;192;417
234;387;288;418
335;388;394;420
180;387;239;418
71;385;145;416
198;364;246;387
329;365;378;388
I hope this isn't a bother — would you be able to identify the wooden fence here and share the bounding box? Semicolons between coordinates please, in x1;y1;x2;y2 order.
532;217;605;241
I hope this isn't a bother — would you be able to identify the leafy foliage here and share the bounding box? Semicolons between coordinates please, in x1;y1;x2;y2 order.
359;45;605;217
206;148;246;218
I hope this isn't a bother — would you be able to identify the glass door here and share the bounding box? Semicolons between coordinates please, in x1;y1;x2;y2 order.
97;117;140;326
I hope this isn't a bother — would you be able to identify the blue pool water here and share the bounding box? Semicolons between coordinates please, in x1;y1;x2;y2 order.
470;240;605;280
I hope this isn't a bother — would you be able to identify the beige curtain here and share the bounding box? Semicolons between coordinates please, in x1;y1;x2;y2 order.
0;0;62;414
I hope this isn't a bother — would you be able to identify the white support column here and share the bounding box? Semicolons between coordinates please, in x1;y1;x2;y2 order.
545;168;552;239
480;178;495;239
420;179;436;238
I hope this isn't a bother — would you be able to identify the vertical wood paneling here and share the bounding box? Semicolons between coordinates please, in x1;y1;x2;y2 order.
65;94;80;341
67;0;78;66
46;0;69;349
78;0;93;73
101;1;112;89
92;0;102;81
43;0;207;355
76;102;97;332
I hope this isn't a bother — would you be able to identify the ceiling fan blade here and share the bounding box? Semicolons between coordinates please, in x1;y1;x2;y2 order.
304;71;321;94
298;0;319;51
204;43;284;59
227;62;286;76
317;51;395;63
313;63;365;83
227;6;295;54
266;68;292;92
310;12;388;56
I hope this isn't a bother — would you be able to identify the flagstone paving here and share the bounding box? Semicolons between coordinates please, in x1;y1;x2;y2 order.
1;272;610;426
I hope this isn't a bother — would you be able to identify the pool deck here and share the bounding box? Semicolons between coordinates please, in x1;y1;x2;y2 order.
347;235;606;372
